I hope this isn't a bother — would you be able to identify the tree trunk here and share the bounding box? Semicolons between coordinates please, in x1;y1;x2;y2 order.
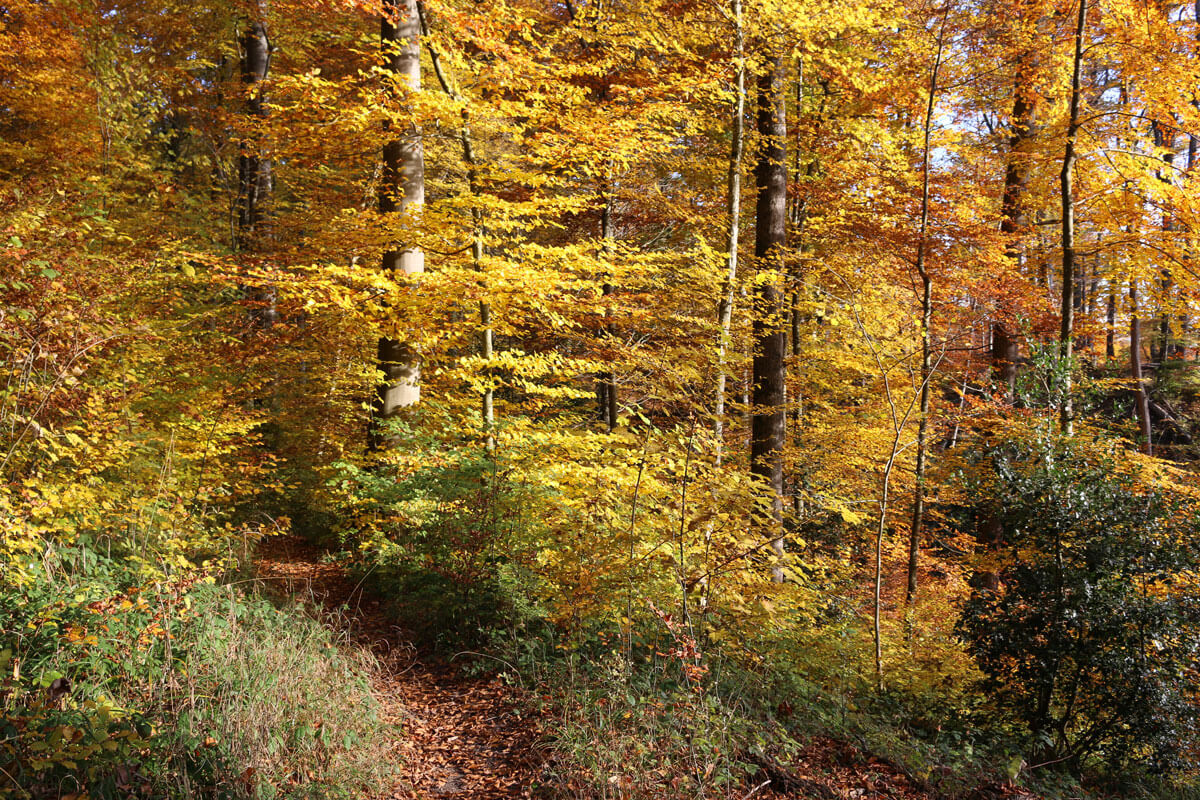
373;0;424;445
419;3;493;445
789;59;817;522
994;45;1039;399
751;57;787;582
907;11;947;607
1131;282;1153;455
1152;120;1176;363
599;191;618;433
1105;283;1116;361
237;7;276;327
714;0;744;467
1058;0;1088;435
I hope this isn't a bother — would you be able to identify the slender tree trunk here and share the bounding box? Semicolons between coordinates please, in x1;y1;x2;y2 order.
714;0;744;468
751;57;787;582
907;12;947;607
1106;283;1116;361
789;59;817;522
372;0;424;446
237;7;276;327
1058;0;1088;435
419;3;493;444
1152;120;1177;363
599;190;618;433
1131;282;1153;455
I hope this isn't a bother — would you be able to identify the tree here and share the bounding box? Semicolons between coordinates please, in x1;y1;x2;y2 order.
1057;0;1088;435
237;3;277;328
373;0;425;443
751;55;788;582
714;0;746;467
907;7;949;606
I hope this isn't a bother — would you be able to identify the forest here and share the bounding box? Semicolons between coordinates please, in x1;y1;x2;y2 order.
4;0;1200;796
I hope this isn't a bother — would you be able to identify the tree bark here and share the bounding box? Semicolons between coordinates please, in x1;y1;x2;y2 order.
419;2;493;445
1131;281;1153;455
599;190;618;433
372;0;424;445
1058;0;1088;435
714;0;744;467
1105;283;1116;361
236;7;276;327
994;39;1040;399
907;11;947;607
1152;120;1176;363
751;57;787;581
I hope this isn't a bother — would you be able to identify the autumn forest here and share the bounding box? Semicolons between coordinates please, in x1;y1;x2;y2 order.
5;0;1200;795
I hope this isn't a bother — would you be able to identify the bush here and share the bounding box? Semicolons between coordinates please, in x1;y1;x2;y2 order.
328;423;548;648
956;441;1200;773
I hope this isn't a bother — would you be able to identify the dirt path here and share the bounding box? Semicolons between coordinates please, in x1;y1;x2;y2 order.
254;535;549;799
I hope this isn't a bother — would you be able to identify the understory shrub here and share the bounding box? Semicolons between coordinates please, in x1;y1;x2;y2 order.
956;439;1200;774
328;421;549;648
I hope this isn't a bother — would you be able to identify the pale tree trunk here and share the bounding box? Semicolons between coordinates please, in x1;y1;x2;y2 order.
907;11;947;607
751;57;787;582
1131;282;1153;455
237;6;276;327
1058;0;1088;435
713;0;744;468
373;0;424;444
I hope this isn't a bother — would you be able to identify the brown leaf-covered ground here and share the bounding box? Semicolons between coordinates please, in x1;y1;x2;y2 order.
255;535;549;799
254;535;1028;800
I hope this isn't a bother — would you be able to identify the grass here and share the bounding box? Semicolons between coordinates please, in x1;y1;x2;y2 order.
0;545;399;799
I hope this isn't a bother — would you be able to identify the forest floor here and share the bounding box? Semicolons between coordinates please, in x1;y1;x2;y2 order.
252;534;1018;800
254;535;549;799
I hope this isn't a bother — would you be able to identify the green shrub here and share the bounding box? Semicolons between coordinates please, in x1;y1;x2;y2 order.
956;441;1200;774
328;423;548;648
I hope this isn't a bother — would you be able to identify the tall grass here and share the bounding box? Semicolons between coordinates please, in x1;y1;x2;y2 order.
1;546;399;799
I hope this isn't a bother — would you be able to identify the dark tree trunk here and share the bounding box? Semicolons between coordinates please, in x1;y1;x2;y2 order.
1131;282;1153;456
599;192;618;433
237;9;276;327
908;11;947;606
1058;0;1087;435
993;53;1039;399
1151;120;1177;363
751;57;787;581
1106;284;1116;361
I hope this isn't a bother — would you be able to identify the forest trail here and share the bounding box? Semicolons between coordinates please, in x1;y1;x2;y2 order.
254;535;549;799
252;535;998;800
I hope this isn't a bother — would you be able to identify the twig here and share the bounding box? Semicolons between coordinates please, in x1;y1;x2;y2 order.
740;779;772;799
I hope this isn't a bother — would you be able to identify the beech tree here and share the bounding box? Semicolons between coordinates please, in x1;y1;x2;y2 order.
373;0;424;440
751;55;788;580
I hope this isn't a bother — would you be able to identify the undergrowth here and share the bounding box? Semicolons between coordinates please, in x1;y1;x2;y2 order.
0;542;397;799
